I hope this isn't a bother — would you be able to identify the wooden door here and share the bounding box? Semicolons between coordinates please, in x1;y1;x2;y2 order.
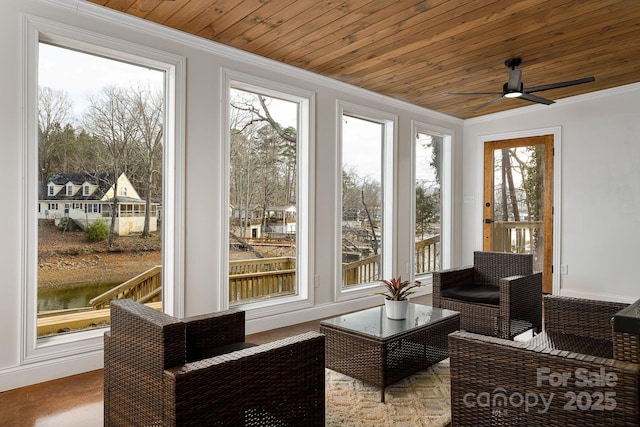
483;135;553;293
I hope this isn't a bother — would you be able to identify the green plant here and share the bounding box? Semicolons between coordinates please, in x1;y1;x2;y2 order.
374;276;422;301
86;220;109;242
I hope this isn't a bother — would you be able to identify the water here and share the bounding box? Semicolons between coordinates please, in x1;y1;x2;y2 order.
38;282;120;312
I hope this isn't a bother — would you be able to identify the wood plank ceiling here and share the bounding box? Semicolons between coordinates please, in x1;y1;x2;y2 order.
87;0;640;119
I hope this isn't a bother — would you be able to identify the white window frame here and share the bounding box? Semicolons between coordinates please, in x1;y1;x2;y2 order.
221;69;316;319
335;101;397;302
22;16;185;363
86;203;100;214
82;182;90;196
47;183;55;196
66;182;73;196
410;121;454;285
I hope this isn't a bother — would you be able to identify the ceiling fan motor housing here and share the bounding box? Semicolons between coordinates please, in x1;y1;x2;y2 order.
444;57;595;109
505;57;522;69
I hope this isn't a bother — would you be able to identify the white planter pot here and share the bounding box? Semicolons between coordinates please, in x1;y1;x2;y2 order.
384;299;409;320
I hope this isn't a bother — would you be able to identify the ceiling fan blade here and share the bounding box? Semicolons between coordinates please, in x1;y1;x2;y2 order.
472;96;505;111
444;91;504;96
507;69;522;91
519;93;554;105
525;77;595;93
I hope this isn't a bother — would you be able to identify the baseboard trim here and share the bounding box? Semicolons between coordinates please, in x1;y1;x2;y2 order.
559;288;637;304
245;295;382;335
1;291;437;391
245;286;434;334
0;350;102;392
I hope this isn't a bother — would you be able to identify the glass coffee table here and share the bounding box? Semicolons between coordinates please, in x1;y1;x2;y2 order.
320;303;460;402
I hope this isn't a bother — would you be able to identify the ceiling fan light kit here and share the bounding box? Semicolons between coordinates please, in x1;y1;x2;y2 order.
446;57;595;110
503;89;522;98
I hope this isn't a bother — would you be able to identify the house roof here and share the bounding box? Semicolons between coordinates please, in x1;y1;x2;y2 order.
87;0;640;119
46;172;114;201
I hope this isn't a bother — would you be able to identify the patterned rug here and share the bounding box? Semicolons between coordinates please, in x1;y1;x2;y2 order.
325;359;451;427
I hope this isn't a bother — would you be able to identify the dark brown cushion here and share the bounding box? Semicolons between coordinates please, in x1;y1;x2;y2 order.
441;284;500;305
613;300;640;334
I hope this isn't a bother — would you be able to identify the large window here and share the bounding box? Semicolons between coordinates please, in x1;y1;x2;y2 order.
36;42;164;335
338;103;395;296
226;75;313;312
25;18;183;362
412;124;452;278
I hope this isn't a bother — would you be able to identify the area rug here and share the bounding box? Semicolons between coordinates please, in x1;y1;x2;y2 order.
325;359;451;427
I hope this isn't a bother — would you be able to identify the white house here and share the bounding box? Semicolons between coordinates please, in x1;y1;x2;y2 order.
38;172;158;236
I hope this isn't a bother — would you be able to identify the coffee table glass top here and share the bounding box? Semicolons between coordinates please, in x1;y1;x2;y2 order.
320;303;459;339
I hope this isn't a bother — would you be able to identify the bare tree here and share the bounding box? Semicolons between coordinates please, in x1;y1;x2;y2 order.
38;87;73;197
232;92;296;144
127;86;164;237
342;167;382;255
229;90;298;238
229;103;260;238
83;86;139;246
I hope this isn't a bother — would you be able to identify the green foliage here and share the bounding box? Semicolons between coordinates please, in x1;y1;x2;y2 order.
374;276;422;301
522;145;544;221
86;220;109;242
415;182;440;238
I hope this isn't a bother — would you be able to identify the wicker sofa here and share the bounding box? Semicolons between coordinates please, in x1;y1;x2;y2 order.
449;295;640;426
433;251;542;339
104;299;325;426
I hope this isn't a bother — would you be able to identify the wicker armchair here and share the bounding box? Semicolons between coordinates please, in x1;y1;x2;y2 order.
104;299;325;427
449;295;640;426
433;251;542;339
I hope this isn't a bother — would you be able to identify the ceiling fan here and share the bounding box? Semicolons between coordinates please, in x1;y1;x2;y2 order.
446;58;595;110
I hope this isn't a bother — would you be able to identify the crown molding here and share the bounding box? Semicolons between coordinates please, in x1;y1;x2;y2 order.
47;0;463;126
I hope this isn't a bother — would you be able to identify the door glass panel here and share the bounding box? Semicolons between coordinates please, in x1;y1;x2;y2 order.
490;145;544;272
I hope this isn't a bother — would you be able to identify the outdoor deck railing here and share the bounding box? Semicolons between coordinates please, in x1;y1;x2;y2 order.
39;237;442;334
415;235;440;274
89;265;162;309
342;254;381;286
491;220;543;271
229;257;297;303
491;220;542;254
229;257;295;274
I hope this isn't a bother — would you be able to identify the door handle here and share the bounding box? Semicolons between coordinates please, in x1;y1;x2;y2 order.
485;218;494;224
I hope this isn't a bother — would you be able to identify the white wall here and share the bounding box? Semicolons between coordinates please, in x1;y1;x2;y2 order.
462;83;640;303
0;0;463;390
8;0;637;392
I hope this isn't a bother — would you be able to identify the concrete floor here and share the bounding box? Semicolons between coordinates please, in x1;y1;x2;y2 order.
0;294;433;426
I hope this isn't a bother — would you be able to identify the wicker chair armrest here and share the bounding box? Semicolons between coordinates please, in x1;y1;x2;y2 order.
544;295;629;341
449;330;640;426
182;309;246;361
499;272;542;311
164;331;325;426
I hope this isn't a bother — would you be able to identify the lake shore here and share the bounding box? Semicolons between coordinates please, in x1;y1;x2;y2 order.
38;220;162;288
38;250;162;288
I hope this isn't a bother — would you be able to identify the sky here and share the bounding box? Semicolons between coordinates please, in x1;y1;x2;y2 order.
40;42;437;184
38;42;164;123
342;115;383;180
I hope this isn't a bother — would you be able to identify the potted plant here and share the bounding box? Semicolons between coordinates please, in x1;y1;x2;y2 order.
375;276;422;319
